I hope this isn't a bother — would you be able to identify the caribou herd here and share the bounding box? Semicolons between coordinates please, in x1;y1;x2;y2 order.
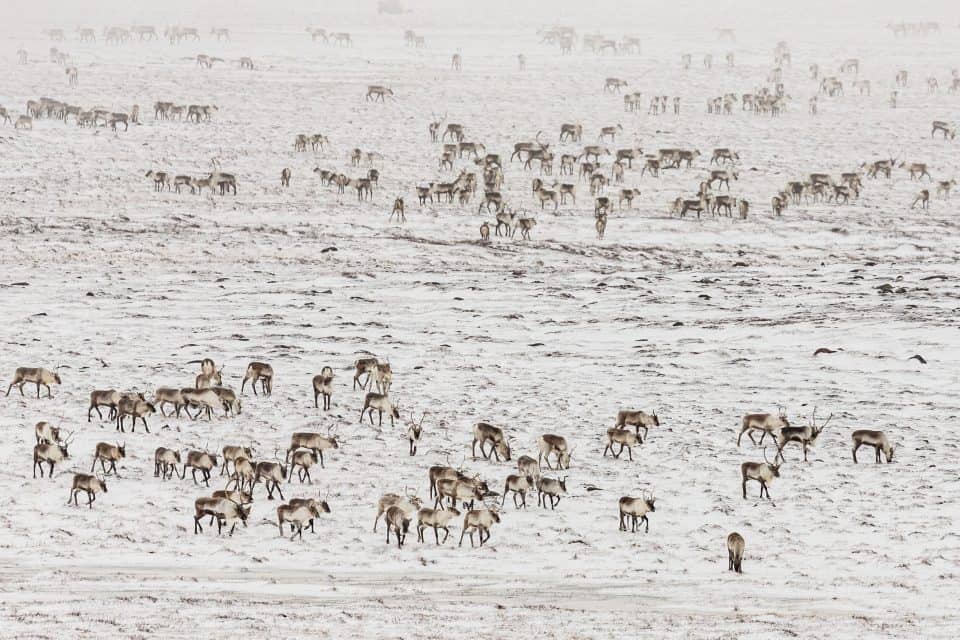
5;22;953;242
13;346;895;567
2;19;931;575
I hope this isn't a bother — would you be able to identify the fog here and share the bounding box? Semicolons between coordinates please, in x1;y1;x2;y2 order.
3;0;957;34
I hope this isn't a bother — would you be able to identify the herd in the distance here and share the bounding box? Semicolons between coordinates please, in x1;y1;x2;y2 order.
2;21;956;248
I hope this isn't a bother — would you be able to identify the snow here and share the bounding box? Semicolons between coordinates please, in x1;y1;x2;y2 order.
1;3;959;637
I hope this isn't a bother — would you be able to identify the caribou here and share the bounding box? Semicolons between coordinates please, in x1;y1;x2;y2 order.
312;366;334;410
69;474;107;508
459;508;500;547
221;445;254;477
88;389;123;421
560;123;583;142
471;422;511;461
286;430;339;468
384;505;413;548
727;533;745;573
374;490;422;532
741;448;782;500
154;447;181;480
34;421;62;445
359;392;400;427
116;395;156;433
241;362;273;395
618;491;656;532
33;434;73;479
595;212;607;239
502;474;535;509
182;447;219;486
91;441;125;476
597;124;623;142
366;85;393;102
603;428;641;460
6;367;61;398
775;408;832;462
936;179;957;198
538;434;571;470
278;501;329;540
417;507;460;544
537;476;567;510
851;430;894;463
253;453;288;500
931;121;955;139
604;77;628;92
194;497;249;535
435;477;485;511
738;409;790;446
407;412;425;455
901;161;932;181
615;410;659;440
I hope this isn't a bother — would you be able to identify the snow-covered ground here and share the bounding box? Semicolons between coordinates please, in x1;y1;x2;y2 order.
1;2;959;637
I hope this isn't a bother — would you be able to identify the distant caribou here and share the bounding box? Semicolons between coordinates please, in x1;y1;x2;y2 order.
366;85;393;102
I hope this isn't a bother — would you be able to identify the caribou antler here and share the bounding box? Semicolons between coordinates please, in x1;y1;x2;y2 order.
813;407;833;430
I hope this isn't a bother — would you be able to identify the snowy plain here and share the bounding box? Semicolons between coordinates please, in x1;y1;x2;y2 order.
1;1;959;638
